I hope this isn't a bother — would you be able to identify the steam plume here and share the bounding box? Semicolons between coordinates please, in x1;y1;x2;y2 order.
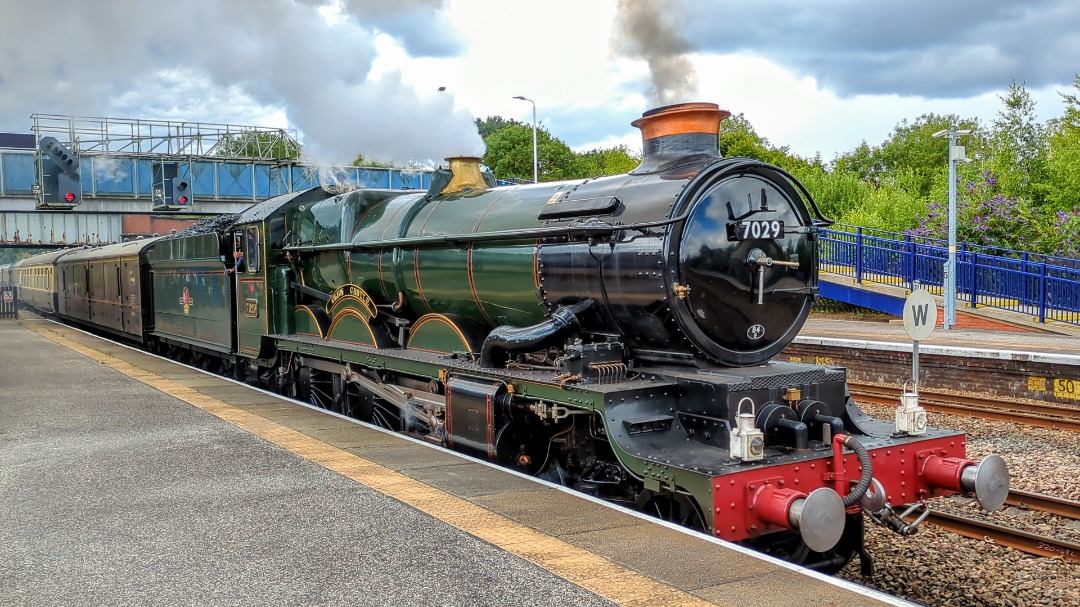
613;0;699;106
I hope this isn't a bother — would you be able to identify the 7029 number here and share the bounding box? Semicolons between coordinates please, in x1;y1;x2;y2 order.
729;220;784;241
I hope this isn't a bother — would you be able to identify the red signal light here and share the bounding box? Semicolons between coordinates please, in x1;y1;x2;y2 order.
64;192;76;202
178;195;189;204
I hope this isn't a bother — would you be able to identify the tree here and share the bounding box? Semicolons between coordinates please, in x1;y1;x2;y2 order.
831;141;881;185
985;80;1048;204
875;113;980;200
1043;74;1080;213
566;145;641;178
475;116;523;139
718;113;808;171
482;124;575;182
0;248;46;265
910;169;1038;251
214;131;301;160
352;154;394;168
790;167;872;223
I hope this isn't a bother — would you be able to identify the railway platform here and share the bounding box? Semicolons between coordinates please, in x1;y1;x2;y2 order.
799;316;1080;354
0;319;914;607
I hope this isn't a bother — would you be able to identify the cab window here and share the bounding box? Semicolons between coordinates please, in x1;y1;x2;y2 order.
245;227;260;273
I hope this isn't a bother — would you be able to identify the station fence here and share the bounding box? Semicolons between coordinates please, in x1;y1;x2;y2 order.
820;225;1080;327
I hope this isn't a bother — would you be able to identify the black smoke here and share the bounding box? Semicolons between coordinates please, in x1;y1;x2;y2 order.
613;0;699;106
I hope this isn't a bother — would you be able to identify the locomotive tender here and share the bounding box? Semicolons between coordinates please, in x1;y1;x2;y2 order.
11;102;1009;573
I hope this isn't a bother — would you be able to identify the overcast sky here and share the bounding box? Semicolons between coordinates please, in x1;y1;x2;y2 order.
1;0;1078;166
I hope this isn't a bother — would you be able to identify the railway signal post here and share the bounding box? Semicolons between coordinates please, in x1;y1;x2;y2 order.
899;289;937;434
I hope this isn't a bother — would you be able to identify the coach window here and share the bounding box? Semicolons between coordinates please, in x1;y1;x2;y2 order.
245;226;260;273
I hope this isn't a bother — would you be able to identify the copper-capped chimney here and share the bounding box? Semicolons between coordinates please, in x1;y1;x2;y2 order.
630;102;731;174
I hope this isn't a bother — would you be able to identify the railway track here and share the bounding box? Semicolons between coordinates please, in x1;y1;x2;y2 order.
926;510;1080;564
852;379;1080;561
849;382;1080;432
919;473;1080;563
1006;488;1080;521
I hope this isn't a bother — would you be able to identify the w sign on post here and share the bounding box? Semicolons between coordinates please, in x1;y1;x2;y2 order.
903;289;937;394
903;290;938;341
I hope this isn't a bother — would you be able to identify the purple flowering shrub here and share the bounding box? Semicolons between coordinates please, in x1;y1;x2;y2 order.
909;170;1038;251
1039;209;1080;258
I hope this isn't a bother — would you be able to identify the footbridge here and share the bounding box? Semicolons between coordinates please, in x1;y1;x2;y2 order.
0;114;433;246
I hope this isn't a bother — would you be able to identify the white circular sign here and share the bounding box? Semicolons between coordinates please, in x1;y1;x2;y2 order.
903;289;938;341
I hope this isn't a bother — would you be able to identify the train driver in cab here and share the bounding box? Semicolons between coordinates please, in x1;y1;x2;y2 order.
226;250;245;274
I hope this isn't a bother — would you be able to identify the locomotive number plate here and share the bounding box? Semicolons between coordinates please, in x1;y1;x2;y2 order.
245;298;259;318
728;220;784;240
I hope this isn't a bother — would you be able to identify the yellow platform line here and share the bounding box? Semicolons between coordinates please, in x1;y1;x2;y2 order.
27;323;726;607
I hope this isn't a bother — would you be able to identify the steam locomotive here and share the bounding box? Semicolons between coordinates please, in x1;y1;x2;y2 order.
9;102;1009;574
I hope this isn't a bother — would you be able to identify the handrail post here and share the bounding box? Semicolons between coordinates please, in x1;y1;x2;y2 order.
855;227;863;283
1021;252;1030;306
905;233;914;289
1038;262;1048;323
969;252;978;308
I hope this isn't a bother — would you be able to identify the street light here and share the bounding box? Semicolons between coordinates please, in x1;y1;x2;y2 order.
932;126;973;330
512;95;538;183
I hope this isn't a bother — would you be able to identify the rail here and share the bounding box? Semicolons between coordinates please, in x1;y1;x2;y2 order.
820;224;1080;327
927;510;1080;563
1006;489;1080;521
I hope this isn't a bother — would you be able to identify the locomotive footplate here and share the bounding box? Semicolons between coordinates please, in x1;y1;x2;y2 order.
272;333;667;397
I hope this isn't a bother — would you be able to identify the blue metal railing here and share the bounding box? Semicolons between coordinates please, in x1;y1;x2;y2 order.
820;225;1080;326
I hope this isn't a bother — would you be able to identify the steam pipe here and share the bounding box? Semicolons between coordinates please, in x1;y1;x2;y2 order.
776;418;809;450
290;281;330;301
815;414;845;438
480;300;593;368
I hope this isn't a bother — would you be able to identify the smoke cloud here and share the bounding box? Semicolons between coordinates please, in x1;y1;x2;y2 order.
0;0;483;165
613;0;699;106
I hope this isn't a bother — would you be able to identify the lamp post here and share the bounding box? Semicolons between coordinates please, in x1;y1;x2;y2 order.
932;126;972;330
512;95;538;183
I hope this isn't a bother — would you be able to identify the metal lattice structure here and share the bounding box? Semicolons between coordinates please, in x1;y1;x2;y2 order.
30;114;301;161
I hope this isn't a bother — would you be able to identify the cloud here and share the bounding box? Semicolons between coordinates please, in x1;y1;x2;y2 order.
0;0;478;164
3;0;1077;168
338;0;465;57
684;0;1080;98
